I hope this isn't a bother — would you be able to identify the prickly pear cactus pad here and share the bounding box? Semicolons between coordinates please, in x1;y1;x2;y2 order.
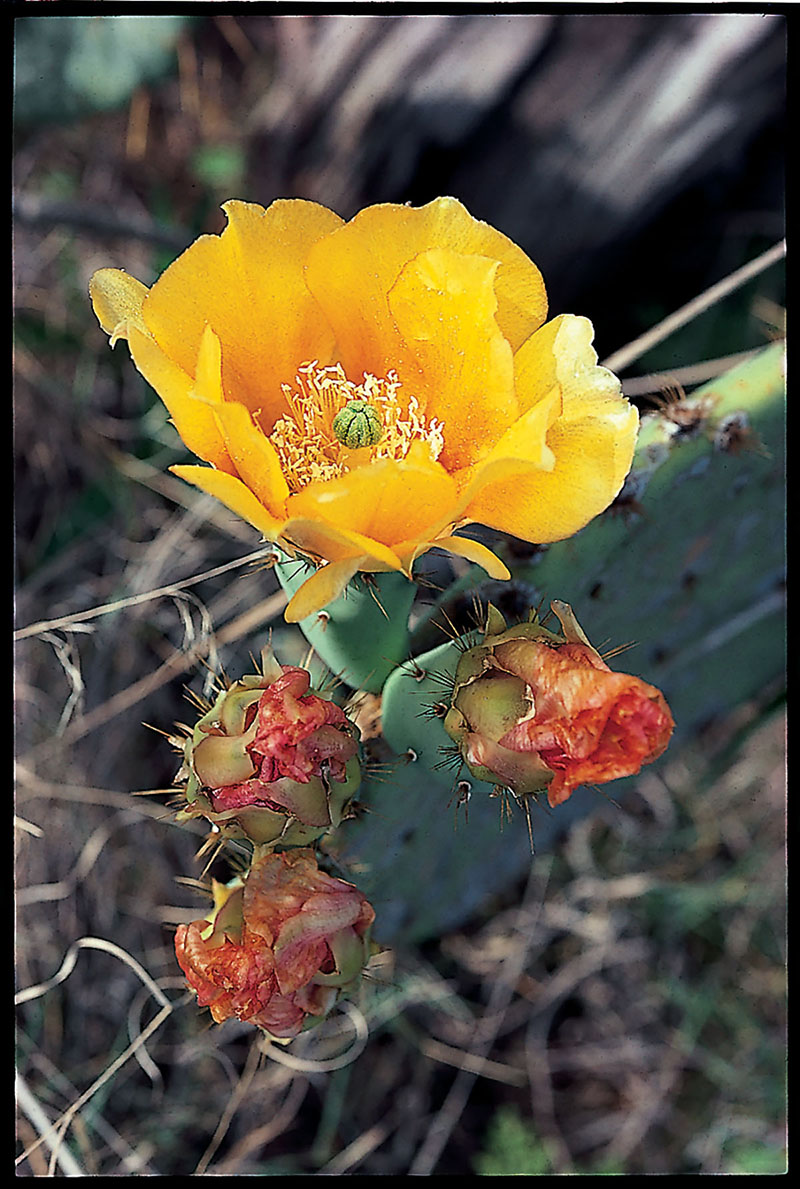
332;343;784;944
274;560;416;694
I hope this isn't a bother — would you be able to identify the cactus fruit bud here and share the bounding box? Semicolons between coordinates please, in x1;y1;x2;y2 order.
444;602;674;808
177;648;361;846
175;849;376;1039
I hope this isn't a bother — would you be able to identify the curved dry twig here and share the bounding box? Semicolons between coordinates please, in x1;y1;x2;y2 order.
259;1000;370;1074
16;1004;174;1169
15;935;172;1009
14;546;278;641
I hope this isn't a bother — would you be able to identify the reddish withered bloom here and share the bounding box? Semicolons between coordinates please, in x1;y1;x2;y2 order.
178;647;360;847
444;602;673;808
175;849;376;1039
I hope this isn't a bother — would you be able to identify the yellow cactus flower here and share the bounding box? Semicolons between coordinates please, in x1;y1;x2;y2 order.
90;198;638;621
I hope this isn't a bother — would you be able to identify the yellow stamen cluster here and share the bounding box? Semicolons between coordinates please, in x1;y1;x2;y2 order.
267;362;445;493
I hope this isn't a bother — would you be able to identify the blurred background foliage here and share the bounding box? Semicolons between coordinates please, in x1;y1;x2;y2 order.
15;11;784;1176
15;15;189;125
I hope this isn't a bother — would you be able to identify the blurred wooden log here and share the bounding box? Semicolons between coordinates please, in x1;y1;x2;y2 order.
248;12;784;306
248;14;555;202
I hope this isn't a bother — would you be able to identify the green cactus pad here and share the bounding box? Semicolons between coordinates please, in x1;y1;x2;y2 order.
275;558;416;692
337;344;785;945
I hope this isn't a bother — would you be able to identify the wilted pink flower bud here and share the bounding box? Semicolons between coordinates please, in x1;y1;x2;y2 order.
178;647;360;846
174;849;376;1038
444;602;674;808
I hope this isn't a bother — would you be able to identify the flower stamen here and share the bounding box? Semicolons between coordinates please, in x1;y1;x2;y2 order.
267;362;445;493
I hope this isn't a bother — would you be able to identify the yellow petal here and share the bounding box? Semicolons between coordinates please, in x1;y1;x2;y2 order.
193;323;225;405
212;401;290;518
418;389;561;543
286;443;459;550
127;325;235;472
284;558;363;623
171;464;284;538
89;269;149;344
92;284;234;472
465;402;639;543
461;314;638;543
304;197;547;390
553;316;628;423
387;392;557;558
388;248;517;469
423;535;511;580
514;313;622;417
458;385;560;488
281;516;403;573
142;200;343;426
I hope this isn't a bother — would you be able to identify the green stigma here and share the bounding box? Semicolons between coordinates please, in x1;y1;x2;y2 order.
332;400;384;449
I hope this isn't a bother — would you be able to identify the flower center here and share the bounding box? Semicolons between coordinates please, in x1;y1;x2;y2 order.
332;400;384;449
267;362;445;493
